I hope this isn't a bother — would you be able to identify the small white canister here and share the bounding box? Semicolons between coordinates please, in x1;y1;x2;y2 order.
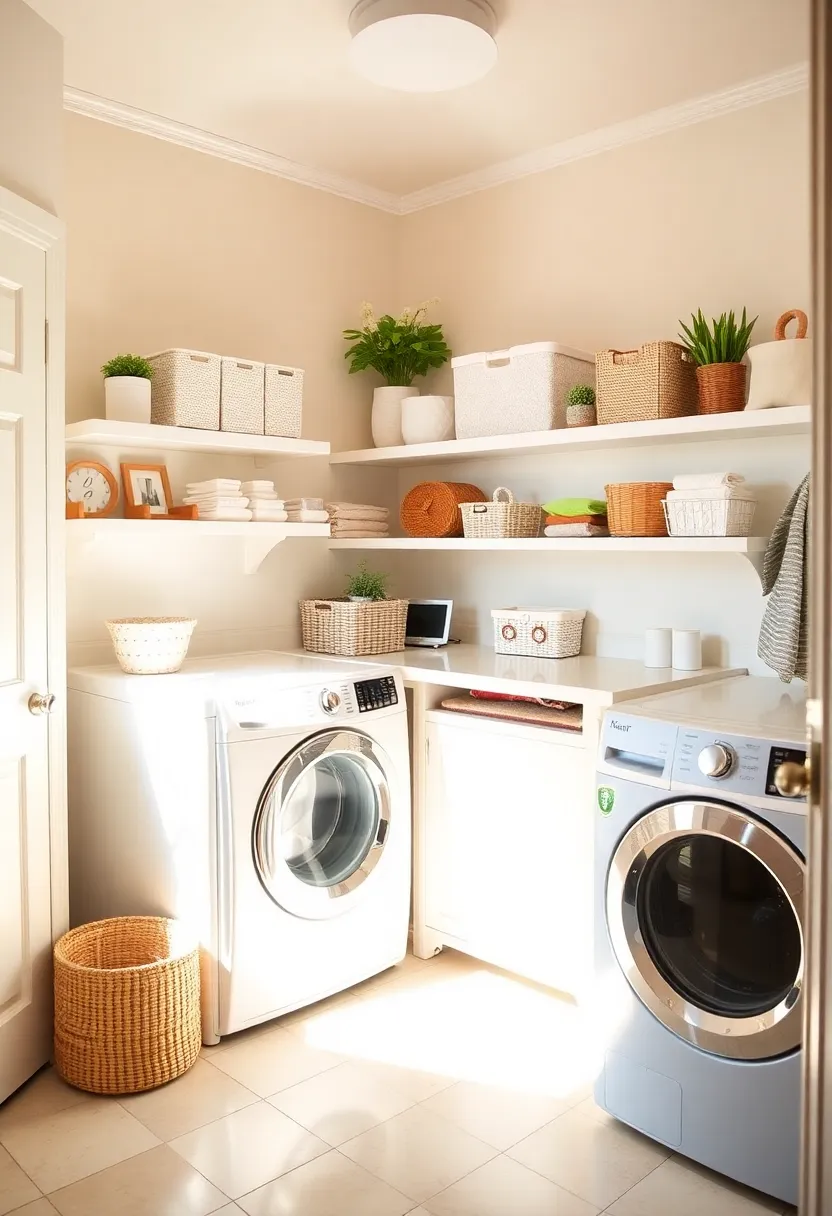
746;309;812;410
672;630;702;671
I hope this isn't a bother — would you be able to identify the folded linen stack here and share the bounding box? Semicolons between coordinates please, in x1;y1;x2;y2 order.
542;496;609;538
184;479;252;521
666;472;752;501
285;497;329;524
241;480;288;523
327;502;390;538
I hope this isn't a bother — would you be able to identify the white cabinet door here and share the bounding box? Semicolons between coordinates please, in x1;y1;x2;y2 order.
424;714;593;995
0;222;53;1101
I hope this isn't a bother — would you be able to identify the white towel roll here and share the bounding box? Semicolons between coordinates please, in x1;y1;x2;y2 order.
671;472;745;491
666;487;753;502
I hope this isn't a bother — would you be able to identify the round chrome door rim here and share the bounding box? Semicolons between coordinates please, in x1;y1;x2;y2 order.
253;729;392;917
606;800;805;1061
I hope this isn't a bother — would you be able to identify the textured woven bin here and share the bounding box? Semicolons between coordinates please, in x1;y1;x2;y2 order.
492;607;586;659
105;617;196;675
301;598;408;656
596;342;696;425
265;363;304;438
401;481;486;538
461;488;542;539
147;349;221;431
663;496;756;537
220;357;265;435
54;917;201;1095
606;482;673;537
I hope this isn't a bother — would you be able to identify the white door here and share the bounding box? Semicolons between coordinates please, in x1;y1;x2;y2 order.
0;223;53;1102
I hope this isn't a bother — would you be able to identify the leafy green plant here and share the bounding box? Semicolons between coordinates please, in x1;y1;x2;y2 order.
101;353;154;379
343;300;451;387
344;561;389;601
678;308;757;366
566;384;596;407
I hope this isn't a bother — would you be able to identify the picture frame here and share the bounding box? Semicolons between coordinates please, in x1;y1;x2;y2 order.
120;463;173;517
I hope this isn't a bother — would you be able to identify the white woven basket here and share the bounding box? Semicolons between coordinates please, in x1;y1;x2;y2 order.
461;487;542;539
662;497;756;538
147;349;221;431
220;357;264;435
265;364;304;438
105;617;197;675
492;607;586;659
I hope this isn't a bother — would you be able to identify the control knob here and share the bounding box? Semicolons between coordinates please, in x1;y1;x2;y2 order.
320;689;341;716
697;742;735;779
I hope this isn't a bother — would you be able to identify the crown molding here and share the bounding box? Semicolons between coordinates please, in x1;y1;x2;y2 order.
397;61;809;213
63;87;402;213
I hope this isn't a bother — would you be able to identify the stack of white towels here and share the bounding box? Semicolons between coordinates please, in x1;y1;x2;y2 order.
284;498;330;525
183;478;288;522
666;471;753;501
327;502;390;538
241;481;288;522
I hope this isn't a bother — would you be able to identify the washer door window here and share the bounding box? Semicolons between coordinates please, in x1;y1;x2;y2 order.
253;730;391;920
606;800;805;1060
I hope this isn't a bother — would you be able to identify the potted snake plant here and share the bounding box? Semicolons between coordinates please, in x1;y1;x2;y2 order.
679;308;757;414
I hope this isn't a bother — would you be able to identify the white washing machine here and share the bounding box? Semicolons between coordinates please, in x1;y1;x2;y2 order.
67;651;411;1042
594;677;807;1206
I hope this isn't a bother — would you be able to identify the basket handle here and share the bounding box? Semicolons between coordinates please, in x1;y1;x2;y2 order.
313;602;333;612
609;348;640;366
493;487;515;503
485;350;511;367
774;309;808;340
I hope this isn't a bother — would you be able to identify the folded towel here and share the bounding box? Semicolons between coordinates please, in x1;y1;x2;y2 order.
331;517;389;530
542;497;607;517
247;492;282;502
330;526;390;538
241;481;275;492
284;497;324;511
545;513;608;526
544;523;609;537
184;496;249;508
250;508;289;523
665;487;754;502
672;472;745;490
327;502;390;521
286;509;329;523
758;474;809;682
197;508;253;522
186;479;241;493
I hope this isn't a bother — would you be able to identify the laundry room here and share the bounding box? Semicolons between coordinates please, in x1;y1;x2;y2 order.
0;1;824;1214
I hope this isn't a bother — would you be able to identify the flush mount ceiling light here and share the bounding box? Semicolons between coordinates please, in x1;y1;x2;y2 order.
349;0;498;93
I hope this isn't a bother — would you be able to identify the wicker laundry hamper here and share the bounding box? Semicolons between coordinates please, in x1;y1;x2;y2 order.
54;916;201;1095
301;598;408;656
401;481;486;538
461;488;542;539
606;482;673;537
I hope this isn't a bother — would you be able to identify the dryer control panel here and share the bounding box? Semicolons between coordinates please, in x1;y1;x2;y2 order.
355;674;399;712
672;728;807;801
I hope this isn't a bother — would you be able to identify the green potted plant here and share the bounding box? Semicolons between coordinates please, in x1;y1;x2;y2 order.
343;300;451;447
678;308;757;414
566;384;597;428
344;561;389;603
101;353;154;424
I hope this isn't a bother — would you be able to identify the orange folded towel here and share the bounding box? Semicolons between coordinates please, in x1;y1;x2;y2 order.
545;512;607;525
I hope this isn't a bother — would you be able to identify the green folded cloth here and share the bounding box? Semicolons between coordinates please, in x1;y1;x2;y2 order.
542;497;607;517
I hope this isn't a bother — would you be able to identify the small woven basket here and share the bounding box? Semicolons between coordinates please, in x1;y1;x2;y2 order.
401;481;486;538
301;598;408;656
461;487;542;539
696;362;747;414
606;482;673;537
596;342;696;425
54;916;201;1095
663;496;757;537
105;617;197;675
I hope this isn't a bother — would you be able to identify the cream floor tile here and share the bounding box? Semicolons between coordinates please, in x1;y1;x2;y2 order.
209;1027;342;1098
268;1061;416;1146
47;1144;228;1216
0;1069;87;1135
422;1154;599;1216
0;1098;160;1194
237;1149;414;1216
119;1058;258;1140
213;1208;247;1214
11;1202;59;1215
0;1142;40;1215
420;1079;573;1150
605;1155;787;1216
169;1100;328;1199
508;1105;669;1210
340;1105;497;1204
278;990;362;1037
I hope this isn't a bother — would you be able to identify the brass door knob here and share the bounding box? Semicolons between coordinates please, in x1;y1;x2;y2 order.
774;760;810;798
28;692;56;716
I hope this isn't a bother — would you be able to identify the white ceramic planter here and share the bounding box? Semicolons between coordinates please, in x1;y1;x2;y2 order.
371;385;419;448
402;394;455;445
105;376;152;424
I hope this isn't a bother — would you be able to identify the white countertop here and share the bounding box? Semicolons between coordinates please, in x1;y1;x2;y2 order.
617;675;807;739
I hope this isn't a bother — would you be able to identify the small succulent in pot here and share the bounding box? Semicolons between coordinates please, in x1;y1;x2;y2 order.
566;383;597;428
344;561;389;602
101;353;155;424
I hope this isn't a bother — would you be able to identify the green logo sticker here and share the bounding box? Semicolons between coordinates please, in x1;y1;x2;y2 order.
598;786;615;816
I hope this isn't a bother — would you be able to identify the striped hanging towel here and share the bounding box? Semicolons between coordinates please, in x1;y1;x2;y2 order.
757;474;809;682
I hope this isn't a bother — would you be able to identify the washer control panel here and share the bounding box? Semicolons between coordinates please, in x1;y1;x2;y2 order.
673;728;807;800
355;674;398;713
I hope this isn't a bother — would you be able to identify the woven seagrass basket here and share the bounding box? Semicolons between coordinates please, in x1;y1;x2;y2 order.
596;342;696;424
301;597;408;656
606;482;673;537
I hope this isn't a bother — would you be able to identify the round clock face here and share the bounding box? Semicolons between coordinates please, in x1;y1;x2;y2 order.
66;461;118;517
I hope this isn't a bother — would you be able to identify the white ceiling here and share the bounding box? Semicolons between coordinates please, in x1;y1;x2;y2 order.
31;0;808;196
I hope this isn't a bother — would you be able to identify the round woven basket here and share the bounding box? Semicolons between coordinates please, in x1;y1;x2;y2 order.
606;482;673;537
400;481;486;538
105;617;197;675
54;916;201;1095
696;362;747;414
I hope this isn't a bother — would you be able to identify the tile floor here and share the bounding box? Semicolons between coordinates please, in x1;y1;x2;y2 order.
0;950;797;1216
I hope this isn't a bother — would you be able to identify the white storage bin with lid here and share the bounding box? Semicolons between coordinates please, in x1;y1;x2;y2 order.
147;349;221;431
221;357;265;435
452;342;595;439
492;607;587;659
265;363;304;438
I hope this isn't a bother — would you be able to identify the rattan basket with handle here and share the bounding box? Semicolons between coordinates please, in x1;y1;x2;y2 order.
606;482;673;537
596;342;696;424
400;481;486;538
54;916;201;1095
461;487;542;539
301;598;408;656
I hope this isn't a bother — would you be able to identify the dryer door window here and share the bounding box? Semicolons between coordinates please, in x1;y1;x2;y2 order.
253;729;391;919
606;800;805;1060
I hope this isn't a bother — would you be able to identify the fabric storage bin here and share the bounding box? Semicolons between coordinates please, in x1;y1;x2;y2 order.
220;357;265;435
596;342;696;424
663;496;757;537
461;487;542;539
301;598;408;656
746;310;812;410
452;342;595;439
147;349;221;431
492;607;587;659
265;363;304;438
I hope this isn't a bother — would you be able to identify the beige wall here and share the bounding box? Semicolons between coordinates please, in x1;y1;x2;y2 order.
0;0;63;214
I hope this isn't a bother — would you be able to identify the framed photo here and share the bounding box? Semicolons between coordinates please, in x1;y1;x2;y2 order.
121;463;173;516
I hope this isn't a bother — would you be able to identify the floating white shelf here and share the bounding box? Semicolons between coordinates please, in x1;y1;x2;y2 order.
66;418;330;460
329;405;811;466
328;536;767;552
66;519;331;574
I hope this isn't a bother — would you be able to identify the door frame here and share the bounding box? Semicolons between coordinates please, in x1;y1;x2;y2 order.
0;184;67;947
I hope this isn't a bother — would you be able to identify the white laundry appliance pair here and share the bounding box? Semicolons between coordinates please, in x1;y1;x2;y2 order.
67;652;411;1043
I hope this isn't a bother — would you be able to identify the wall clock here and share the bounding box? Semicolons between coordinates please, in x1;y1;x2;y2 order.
66;459;119;518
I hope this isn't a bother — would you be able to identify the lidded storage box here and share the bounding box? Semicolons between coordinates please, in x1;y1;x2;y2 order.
220;357;264;435
595;342;696;425
452;342;595;439
147;349;221;431
265;364;304;438
492;607;587;659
